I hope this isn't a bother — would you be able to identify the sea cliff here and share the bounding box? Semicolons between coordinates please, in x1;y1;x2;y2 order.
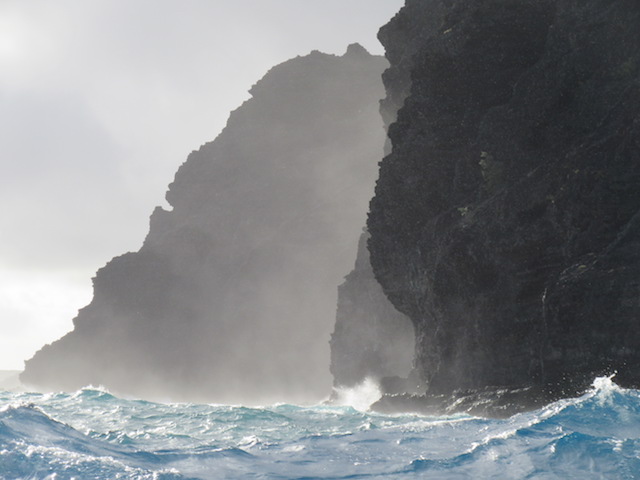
368;0;640;415
22;45;388;404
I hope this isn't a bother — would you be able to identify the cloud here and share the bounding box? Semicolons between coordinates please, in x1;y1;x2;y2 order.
0;269;93;371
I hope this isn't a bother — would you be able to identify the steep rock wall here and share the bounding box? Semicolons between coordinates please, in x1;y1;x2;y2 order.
22;45;388;404
368;0;640;413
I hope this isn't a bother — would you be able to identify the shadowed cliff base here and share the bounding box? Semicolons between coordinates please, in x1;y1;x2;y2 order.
330;231;415;390
22;44;389;405
368;0;640;416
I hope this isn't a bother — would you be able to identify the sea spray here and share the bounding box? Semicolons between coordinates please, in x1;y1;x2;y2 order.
2;378;640;479
329;377;382;411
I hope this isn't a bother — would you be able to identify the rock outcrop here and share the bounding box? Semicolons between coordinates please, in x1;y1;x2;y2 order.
22;44;388;404
368;0;640;415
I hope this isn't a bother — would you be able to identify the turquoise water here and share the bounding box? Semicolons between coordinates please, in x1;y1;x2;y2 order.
1;377;639;479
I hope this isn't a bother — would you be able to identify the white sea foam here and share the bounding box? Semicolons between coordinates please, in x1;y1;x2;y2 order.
330;377;382;411
2;379;640;479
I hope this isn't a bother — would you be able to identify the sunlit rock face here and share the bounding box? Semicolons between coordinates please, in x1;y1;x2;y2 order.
368;0;640;414
22;44;388;404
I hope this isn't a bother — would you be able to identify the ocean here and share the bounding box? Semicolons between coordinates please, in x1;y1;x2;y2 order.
1;376;639;479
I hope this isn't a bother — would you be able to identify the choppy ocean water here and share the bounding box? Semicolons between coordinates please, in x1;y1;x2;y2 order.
1;377;639;479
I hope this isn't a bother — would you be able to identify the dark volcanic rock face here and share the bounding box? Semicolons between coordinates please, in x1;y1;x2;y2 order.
368;0;640;411
22;45;388;404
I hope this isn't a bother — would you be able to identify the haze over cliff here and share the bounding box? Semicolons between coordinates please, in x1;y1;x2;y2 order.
329;30;416;391
22;44;388;404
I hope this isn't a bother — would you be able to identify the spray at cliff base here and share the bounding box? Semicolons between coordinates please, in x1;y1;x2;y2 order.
2;377;640;479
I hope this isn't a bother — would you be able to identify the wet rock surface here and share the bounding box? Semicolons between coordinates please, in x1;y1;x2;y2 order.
368;0;640;414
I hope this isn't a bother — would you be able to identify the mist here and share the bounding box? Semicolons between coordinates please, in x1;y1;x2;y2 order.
20;45;392;404
0;0;404;373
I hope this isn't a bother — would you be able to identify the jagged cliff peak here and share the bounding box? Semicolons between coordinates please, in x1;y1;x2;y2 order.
344;43;371;58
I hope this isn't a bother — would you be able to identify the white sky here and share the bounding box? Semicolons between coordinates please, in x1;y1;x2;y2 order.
0;0;404;370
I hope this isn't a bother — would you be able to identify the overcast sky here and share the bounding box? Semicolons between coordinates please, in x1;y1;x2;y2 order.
0;1;404;371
